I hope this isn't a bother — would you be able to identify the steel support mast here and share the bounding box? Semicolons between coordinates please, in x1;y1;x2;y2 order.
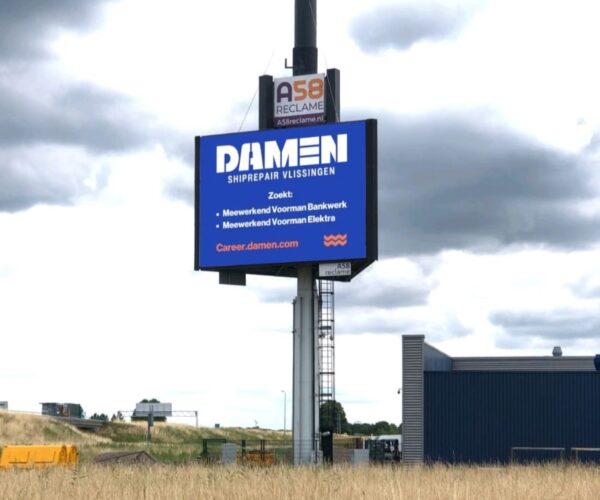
292;0;320;465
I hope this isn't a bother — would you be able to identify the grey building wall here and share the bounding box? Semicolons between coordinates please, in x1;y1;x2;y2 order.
402;335;424;464
424;371;600;463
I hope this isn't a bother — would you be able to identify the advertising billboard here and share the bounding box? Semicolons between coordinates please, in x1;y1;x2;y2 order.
195;120;377;277
274;74;326;127
134;403;172;417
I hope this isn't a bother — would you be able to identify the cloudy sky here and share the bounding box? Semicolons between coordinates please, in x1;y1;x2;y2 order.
1;0;599;429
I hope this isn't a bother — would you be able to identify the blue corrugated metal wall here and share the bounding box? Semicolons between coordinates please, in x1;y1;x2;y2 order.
424;372;600;463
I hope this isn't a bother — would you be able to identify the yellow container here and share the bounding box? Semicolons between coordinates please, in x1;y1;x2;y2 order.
0;445;78;470
66;445;79;465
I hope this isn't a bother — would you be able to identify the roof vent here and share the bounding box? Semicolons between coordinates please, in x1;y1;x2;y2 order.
552;346;563;357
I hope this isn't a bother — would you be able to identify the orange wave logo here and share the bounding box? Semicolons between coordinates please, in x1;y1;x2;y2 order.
323;234;348;247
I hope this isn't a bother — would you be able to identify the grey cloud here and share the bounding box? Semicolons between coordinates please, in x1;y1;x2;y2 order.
337;310;470;338
0;0;191;213
0;82;158;152
372;112;600;256
337;280;429;309
569;278;600;299
0;81;178;212
254;274;429;310
337;314;415;335
167;134;195;166
350;3;470;52
580;286;600;299
164;179;193;206
584;131;600;154
162;136;199;203
0;145;108;212
491;309;600;342
254;282;296;304
0;0;115;61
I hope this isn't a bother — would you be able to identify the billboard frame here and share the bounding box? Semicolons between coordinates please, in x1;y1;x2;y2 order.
194;119;377;282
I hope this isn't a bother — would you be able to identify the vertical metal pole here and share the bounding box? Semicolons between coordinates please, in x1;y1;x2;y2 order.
293;265;317;464
291;0;319;466
292;297;300;463
293;0;318;75
281;390;287;435
284;392;287;435
147;408;153;443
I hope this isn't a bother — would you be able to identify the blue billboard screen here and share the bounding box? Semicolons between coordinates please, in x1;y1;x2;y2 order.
196;120;374;270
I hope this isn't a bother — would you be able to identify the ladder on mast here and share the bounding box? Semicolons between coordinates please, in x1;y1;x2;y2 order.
317;278;337;432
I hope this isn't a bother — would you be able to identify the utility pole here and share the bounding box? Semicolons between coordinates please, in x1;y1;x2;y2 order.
147;408;154;443
281;390;287;435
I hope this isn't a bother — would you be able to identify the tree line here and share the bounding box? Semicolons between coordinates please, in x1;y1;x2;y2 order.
320;401;401;436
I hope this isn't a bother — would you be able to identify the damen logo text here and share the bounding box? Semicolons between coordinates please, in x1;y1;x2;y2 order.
216;134;348;173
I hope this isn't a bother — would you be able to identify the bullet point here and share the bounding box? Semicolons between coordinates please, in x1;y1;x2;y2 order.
216;224;219;228
216;212;220;217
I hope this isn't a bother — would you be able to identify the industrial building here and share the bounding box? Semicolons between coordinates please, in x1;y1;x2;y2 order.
40;402;83;419
402;335;600;464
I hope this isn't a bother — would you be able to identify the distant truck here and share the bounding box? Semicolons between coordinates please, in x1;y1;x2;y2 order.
366;435;402;463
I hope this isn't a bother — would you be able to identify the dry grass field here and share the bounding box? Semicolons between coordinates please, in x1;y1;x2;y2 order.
0;412;108;446
1;463;600;500
2;413;599;499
